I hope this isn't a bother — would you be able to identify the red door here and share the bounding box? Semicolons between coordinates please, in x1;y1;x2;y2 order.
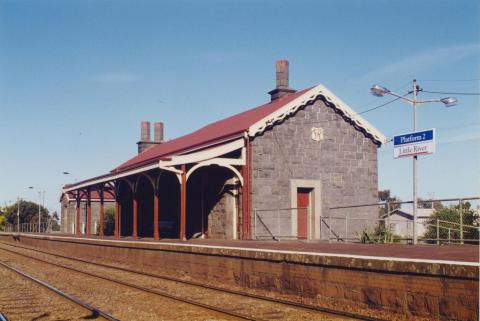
297;189;310;239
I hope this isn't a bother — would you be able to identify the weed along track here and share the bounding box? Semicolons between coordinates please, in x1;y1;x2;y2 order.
0;241;381;321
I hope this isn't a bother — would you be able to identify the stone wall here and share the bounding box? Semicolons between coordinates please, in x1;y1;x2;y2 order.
60;199;75;233
250;98;379;240
207;178;239;239
208;194;229;239
186;167;239;240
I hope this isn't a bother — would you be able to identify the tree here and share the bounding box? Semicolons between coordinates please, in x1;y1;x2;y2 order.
378;190;392;202
378;189;401;216
0;214;5;230
417;197;443;210
3;200;49;226
104;207;115;235
424;202;479;244
49;211;60;231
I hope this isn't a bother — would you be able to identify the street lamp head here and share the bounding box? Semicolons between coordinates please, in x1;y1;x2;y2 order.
440;97;458;107
370;84;390;97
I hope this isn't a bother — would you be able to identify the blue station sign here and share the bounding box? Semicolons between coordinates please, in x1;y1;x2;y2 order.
393;129;435;158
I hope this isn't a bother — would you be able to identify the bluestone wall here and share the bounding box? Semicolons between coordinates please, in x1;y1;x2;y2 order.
250;98;379;239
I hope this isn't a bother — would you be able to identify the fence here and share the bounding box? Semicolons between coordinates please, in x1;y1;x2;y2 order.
254;208;307;240
420;217;479;245
254;196;480;244
2;221;59;234
321;216;479;244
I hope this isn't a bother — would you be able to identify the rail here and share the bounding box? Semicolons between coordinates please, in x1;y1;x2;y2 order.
0;260;118;321
0;246;254;321
0;241;384;321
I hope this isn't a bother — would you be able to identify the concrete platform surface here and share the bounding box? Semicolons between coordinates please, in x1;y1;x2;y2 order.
186;239;480;263
10;233;479;263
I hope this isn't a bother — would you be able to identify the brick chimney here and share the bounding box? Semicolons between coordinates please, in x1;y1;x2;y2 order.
268;60;296;101
154;122;164;143
137;121;152;153
137;121;164;153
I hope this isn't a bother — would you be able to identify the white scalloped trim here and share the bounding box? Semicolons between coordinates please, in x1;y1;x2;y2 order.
248;84;387;145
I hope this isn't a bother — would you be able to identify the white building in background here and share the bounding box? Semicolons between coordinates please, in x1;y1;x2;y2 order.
383;208;435;239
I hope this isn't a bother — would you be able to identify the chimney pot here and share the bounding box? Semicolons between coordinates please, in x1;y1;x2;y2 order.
138;121;152;154
276;60;289;89
140;121;151;142
154;122;164;143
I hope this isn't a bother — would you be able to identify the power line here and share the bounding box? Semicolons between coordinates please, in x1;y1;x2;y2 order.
353;87;479;117
307;95;404;122
422;90;480;96
301;94;407;126
357;96;403;115
305;84;476;122
418;79;480;82
354;81;412;110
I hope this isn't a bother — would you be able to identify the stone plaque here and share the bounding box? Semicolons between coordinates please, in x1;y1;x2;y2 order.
311;127;323;142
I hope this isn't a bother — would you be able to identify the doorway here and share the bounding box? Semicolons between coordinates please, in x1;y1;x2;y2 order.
297;188;311;239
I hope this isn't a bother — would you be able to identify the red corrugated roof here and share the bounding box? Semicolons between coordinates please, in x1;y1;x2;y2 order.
114;88;312;172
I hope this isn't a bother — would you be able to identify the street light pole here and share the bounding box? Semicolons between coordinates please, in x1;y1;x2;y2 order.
38;191;41;233
412;79;418;245
42;191;46;232
370;81;458;245
32;187;46;233
17;197;20;233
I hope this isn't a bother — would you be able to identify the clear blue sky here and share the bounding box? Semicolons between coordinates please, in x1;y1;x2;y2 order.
1;0;479;212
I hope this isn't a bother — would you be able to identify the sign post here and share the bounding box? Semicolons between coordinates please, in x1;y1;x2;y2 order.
393;128;435;244
371;79;457;245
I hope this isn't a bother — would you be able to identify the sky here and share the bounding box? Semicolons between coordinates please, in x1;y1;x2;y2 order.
0;0;479;213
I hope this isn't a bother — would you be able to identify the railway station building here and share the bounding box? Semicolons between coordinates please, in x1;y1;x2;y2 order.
60;190;115;235
62;60;386;241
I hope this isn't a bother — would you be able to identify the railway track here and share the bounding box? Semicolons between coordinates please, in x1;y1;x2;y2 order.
0;259;117;321
0;241;385;321
0;247;245;321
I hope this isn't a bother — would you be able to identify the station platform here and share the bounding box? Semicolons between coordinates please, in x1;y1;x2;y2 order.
17;232;479;262
1;232;478;320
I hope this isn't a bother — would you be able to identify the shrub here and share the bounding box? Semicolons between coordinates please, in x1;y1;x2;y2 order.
356;226;400;244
